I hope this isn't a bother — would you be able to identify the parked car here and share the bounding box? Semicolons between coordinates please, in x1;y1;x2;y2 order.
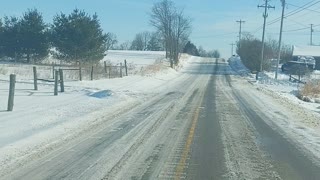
281;56;315;73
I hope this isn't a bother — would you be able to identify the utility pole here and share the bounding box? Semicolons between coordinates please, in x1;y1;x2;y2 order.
236;20;245;48
230;43;235;56
310;24;314;46
275;0;285;80
258;0;275;73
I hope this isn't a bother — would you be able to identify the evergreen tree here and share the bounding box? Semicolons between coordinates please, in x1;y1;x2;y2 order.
130;33;144;51
52;9;107;63
1;16;21;60
212;50;220;58
0;19;3;58
183;41;199;56
19;9;49;63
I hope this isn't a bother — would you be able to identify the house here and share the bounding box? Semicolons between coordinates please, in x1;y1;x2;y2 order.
293;45;320;70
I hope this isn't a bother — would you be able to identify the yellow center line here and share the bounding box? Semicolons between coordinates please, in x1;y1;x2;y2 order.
174;93;205;180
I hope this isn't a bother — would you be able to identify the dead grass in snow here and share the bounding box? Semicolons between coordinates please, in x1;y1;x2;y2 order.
300;80;320;98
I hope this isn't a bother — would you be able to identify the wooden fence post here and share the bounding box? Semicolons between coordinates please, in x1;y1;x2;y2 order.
59;69;64;92
104;61;107;73
52;63;55;79
79;61;82;81
54;70;58;96
7;74;16;111
124;60;128;76
120;63;123;78
109;66;111;79
91;65;94;80
33;66;38;90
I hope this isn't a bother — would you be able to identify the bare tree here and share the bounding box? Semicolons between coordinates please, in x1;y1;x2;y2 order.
265;37;278;60
106;32;118;50
118;41;131;50
142;31;151;50
150;0;174;60
150;0;191;68
198;46;207;57
172;11;191;63
147;32;163;51
131;33;144;50
131;31;151;51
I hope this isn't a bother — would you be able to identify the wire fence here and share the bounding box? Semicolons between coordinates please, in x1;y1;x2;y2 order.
0;60;137;81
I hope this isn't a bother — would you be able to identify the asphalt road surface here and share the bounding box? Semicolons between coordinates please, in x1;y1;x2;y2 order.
3;58;320;180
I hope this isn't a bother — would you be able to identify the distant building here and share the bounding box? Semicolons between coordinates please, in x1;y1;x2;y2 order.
293;45;320;70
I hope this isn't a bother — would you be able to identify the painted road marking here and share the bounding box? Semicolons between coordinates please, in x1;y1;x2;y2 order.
174;97;205;180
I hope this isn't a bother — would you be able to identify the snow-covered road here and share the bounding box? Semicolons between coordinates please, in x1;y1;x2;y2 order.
0;56;211;179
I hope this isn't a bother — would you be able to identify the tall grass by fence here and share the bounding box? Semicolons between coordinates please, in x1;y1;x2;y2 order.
0;60;133;81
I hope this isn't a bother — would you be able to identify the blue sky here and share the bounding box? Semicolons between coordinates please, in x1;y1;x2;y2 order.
1;0;319;58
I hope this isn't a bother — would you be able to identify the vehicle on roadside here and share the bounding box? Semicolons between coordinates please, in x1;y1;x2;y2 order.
281;56;315;73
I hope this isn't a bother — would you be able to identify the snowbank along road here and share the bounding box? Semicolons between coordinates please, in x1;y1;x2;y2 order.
2;57;320;180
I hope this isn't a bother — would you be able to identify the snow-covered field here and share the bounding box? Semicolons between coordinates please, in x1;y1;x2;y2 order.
104;50;166;65
0;50;168;80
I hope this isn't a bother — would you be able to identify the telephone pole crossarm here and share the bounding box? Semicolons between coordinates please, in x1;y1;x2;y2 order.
236;20;245;48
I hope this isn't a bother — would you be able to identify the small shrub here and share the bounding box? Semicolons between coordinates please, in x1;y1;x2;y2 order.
140;62;164;76
300;80;320;98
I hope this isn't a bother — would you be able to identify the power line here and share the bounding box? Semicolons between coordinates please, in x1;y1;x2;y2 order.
285;18;309;28
192;32;237;39
282;24;320;32
287;2;320;14
252;0;320;34
285;3;320;27
285;1;320;17
269;1;320;26
283;27;310;32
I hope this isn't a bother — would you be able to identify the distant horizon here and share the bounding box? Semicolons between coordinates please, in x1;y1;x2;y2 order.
1;0;319;58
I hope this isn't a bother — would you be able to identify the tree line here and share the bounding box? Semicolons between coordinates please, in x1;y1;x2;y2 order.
114;32;221;59
0;9;111;64
183;41;220;58
0;1;216;67
237;32;292;72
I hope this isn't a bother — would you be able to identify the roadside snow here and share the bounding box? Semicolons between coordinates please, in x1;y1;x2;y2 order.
228;56;250;76
229;56;320;158
0;51;195;174
229;55;320;110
